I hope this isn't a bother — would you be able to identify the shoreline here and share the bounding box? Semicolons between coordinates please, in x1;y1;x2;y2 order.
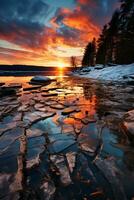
71;63;134;83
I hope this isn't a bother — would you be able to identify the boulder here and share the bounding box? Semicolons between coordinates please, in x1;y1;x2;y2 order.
122;110;134;144
0;83;5;86
30;76;51;85
0;87;16;97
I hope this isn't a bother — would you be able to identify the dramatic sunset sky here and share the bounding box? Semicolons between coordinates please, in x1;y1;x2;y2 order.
0;0;119;67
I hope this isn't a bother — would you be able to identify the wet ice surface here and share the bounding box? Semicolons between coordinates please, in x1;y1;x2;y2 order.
0;76;134;200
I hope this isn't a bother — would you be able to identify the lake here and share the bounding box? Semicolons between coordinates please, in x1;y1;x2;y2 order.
0;70;134;200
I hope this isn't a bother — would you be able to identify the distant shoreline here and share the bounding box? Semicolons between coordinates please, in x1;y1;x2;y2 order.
0;65;73;76
0;65;72;71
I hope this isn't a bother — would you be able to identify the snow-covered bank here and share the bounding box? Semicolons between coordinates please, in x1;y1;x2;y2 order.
73;63;134;82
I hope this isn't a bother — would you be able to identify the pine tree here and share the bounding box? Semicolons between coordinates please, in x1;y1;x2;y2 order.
96;25;108;65
82;42;92;67
82;38;96;67
96;0;134;65
116;0;134;64
90;38;96;66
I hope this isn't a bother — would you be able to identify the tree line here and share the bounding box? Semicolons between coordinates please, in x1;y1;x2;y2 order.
81;0;134;67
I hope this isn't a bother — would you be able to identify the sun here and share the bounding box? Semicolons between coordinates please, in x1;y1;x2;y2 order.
58;63;65;69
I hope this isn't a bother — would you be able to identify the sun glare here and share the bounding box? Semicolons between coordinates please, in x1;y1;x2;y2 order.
58;63;65;69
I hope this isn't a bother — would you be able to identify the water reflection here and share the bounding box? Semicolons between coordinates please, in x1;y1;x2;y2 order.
0;74;134;199
0;76;32;84
57;67;64;81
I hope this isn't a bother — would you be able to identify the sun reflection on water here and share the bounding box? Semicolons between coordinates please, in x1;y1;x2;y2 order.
57;66;65;81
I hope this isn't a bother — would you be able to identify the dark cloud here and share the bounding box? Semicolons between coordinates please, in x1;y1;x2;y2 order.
0;0;49;48
0;0;49;23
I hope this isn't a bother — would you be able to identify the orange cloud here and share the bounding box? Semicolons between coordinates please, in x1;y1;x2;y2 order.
78;0;90;5
0;0;102;66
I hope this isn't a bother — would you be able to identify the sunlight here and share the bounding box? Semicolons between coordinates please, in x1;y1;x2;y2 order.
57;63;65;81
58;62;65;69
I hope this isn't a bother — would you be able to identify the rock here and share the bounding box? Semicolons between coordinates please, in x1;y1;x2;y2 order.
0;82;5;86
82;68;91;72
77;153;97;182
107;63;117;66
123;110;134;122
94;65;104;70
123;151;134;170
0;106;17;120
10;155;24;193
0;121;22;137
90;189;104;198
48;133;74;143
45;86;60;91
129;75;134;79
0;173;13;198
41;92;58;97
45;100;58;106
62;107;80;115
122;110;134;144
123;75;134;85
34;103;46;112
123;122;134;136
0;87;16;97
40;180;56;200
50;155;72;186
30;76;51;85
127;79;134;85
26;154;40;169
79;138;99;156
26;129;43;138
18;105;29;112
95;157;127;200
7;83;22;89
23;85;42;91
23;111;56;126
81;117;96;125
50;104;65;110
48;139;76;153
12;113;22;121
66;152;76;173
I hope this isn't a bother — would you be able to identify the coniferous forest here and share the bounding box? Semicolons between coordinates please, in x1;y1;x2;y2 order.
82;0;134;66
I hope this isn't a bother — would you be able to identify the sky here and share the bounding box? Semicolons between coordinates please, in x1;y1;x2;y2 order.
0;0;119;67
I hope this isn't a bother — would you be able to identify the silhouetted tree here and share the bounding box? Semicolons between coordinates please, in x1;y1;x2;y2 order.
82;42;92;67
96;11;120;65
82;38;96;67
116;0;134;64
70;56;77;69
90;38;96;66
96;25;108;65
96;0;134;65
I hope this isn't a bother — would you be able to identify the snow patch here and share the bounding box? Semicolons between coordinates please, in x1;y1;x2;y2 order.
73;63;134;81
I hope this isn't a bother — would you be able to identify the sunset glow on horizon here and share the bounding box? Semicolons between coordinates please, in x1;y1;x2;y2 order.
0;0;119;67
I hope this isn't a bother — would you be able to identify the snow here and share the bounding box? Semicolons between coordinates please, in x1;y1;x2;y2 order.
73;63;134;81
